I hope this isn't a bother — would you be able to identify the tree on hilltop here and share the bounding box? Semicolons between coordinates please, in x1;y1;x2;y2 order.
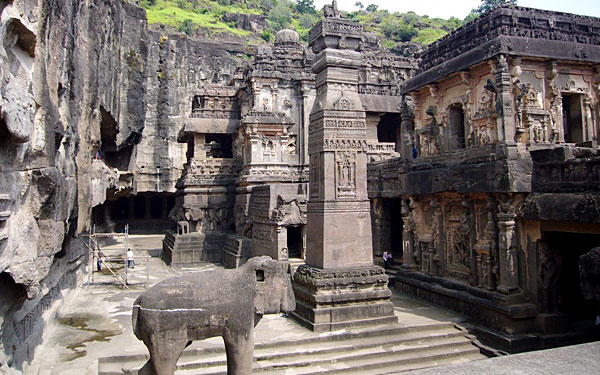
475;0;517;14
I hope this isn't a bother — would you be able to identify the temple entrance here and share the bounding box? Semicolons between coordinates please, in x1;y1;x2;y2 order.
287;226;303;259
542;231;599;322
376;113;401;144
93;193;176;234
562;94;584;144
382;198;403;260
449;104;466;149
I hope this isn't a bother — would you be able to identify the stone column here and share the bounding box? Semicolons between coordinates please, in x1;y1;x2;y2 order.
401;198;418;269
496;193;520;294
400;97;414;160
494;55;516;144
292;3;397;331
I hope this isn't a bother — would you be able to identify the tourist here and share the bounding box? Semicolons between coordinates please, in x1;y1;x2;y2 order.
97;250;104;271
127;248;135;269
383;250;394;269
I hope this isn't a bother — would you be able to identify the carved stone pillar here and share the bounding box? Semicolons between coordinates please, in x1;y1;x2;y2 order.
496;194;520;294
400;97;415;160
401;198;418;269
494;55;516;144
430;199;442;276
293;4;396;331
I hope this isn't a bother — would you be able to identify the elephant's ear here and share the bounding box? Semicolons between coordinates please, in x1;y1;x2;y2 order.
255;268;265;315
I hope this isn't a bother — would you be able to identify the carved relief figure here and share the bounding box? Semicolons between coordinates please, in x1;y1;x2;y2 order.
446;205;472;282
538;242;561;313
335;151;357;198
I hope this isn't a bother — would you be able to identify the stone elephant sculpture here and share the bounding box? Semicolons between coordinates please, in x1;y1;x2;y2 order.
132;256;296;375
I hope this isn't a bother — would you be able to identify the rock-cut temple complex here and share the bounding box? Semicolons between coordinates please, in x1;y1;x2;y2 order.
1;0;600;371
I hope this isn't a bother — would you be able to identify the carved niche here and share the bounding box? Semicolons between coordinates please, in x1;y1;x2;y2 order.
335;151;357;199
445;204;472;282
474;198;498;290
472;89;497;146
271;195;307;226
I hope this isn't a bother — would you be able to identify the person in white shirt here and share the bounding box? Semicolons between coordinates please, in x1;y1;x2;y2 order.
383;250;394;269
127;248;135;269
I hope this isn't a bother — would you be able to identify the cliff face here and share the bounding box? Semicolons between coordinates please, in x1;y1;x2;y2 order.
0;0;246;370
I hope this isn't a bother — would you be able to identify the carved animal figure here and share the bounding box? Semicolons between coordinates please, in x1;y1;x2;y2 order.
132;256;296;375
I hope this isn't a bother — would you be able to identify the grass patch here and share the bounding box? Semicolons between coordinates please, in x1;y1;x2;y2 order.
142;0;252;36
414;28;448;44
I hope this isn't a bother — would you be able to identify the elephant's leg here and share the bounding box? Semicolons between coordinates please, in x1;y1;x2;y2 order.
223;328;255;375
144;330;188;375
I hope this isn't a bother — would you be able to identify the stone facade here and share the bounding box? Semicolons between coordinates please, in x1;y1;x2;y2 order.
163;23;414;266
368;5;600;352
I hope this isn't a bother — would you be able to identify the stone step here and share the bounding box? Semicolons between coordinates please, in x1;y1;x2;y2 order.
177;332;473;370
176;337;481;375
98;323;484;375
174;325;466;368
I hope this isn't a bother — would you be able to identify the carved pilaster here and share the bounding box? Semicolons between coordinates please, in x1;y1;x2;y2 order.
430;199;442;276
496;193;520;294
494;55;516;143
401;198;418;269
546;60;564;142
400;96;415;160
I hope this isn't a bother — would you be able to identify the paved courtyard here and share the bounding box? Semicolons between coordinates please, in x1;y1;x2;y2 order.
26;234;477;375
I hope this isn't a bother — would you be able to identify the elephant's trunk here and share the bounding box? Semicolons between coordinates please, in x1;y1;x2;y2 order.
132;303;142;340
282;278;296;313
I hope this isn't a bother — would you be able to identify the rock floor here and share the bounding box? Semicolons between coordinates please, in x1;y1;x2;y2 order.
25;234;479;375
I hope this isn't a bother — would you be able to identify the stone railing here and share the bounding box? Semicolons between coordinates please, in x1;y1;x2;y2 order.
190;110;240;119
531;148;600;193
367;141;399;162
179;158;242;186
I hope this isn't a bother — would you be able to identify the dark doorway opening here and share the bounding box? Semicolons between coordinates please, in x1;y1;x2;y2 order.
383;198;404;260
449;104;466;149
376;113;401;144
543;231;600;323
287;226;303;259
205;134;233;158
101;193;176;233
562;94;584;144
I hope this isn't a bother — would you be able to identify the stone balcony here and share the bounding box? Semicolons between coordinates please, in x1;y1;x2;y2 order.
178;158;242;187
367;143;533;198
367;141;399;162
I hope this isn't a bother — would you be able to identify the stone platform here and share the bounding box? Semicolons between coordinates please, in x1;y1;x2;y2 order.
162;230;225;264
292;265;397;332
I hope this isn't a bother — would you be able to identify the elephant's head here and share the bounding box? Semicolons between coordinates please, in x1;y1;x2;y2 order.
244;256;296;315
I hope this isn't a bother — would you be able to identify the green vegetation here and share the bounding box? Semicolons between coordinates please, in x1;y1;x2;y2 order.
139;0;466;48
464;0;518;24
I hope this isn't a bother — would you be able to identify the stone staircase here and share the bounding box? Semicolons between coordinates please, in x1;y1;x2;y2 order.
97;322;485;375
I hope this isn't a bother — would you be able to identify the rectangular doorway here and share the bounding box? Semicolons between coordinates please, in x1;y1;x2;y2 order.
287;226;303;259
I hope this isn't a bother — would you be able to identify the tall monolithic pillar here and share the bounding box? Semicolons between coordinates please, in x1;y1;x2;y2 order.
292;2;397;332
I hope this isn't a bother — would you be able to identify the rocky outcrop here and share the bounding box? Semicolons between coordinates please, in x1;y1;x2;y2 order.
0;0;249;371
222;12;267;33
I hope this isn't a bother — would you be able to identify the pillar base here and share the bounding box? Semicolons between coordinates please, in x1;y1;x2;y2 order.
292;264;397;332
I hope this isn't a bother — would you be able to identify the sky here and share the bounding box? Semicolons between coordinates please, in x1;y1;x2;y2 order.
313;0;600;20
